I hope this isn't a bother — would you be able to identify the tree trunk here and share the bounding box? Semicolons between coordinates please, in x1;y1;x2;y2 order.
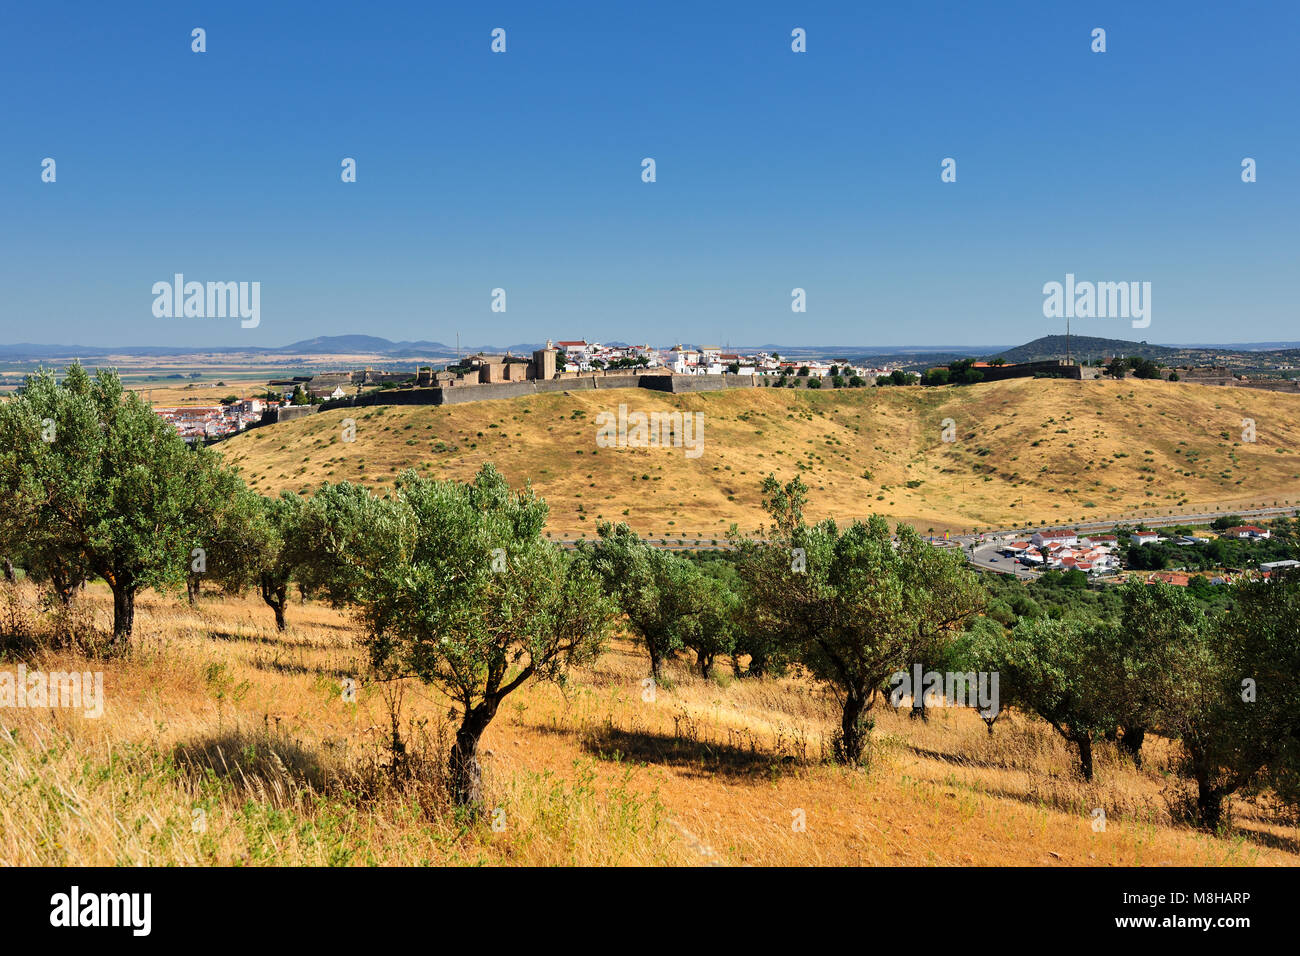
747;650;768;679
1196;780;1223;831
450;700;499;809
647;643;663;683
1119;726;1145;768
49;568;74;606
261;576;288;631
1190;770;1222;832
186;576;200;606
837;688;869;765
2;559;14;584
910;660;929;722
111;583;136;644
1072;731;1094;782
910;695;928;721
697;651;713;679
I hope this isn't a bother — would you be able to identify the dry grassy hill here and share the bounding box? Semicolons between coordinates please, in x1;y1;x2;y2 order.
219;379;1300;537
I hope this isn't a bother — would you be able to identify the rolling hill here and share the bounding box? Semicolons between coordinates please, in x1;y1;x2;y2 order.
217;378;1300;536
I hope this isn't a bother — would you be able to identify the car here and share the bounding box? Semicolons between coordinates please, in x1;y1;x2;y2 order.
990;557;999;562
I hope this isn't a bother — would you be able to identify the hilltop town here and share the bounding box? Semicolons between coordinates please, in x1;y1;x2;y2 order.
144;334;1300;445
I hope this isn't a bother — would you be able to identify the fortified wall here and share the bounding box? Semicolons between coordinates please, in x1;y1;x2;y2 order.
970;360;1084;383
1238;379;1300;393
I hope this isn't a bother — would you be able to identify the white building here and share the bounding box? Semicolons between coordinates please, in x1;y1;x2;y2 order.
1031;529;1078;548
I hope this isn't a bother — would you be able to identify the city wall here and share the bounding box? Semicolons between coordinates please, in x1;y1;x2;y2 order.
321;370;763;411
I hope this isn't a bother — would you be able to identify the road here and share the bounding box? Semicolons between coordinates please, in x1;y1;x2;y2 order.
558;503;1297;580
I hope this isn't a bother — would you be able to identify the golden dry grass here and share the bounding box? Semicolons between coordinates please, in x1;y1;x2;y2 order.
2;581;1295;866
217;378;1300;537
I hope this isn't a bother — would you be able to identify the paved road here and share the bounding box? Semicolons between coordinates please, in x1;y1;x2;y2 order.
967;540;1039;580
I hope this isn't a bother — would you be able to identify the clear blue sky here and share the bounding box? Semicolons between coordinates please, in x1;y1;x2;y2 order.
1;1;1295;349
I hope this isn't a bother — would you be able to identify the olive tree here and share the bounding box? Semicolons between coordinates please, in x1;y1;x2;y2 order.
1111;578;1207;766
1155;572;1300;829
0;364;209;643
576;522;712;681
293;480;398;607
738;475;983;765
253;492;308;631
678;573;738;679
995;617;1119;781
895;527;987;721
355;465;617;808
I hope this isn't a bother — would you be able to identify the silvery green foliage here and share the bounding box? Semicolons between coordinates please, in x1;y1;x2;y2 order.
576;522;725;680
734;474;984;765
0;364;220;642
346;463;617;806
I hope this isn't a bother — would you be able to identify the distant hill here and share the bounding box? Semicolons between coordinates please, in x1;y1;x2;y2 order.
986;335;1300;373
989;335;1179;364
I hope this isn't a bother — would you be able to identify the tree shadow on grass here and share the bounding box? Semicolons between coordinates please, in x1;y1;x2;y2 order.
579;725;805;780
205;628;283;648
247;654;356;680
206;627;352;651
906;744;1018;772
1227;822;1300;855
171;726;336;800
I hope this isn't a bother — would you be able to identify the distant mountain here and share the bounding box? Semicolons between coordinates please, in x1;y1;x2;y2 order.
275;335;452;354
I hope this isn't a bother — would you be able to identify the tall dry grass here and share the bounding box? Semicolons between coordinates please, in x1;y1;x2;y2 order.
0;579;1296;866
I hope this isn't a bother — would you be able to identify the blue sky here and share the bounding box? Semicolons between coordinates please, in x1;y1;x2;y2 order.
1;1;1295;349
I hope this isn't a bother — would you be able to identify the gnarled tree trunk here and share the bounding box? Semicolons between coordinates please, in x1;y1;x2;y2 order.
111;581;136;644
450;699;500;809
260;575;288;631
837;686;870;765
1071;730;1094;782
